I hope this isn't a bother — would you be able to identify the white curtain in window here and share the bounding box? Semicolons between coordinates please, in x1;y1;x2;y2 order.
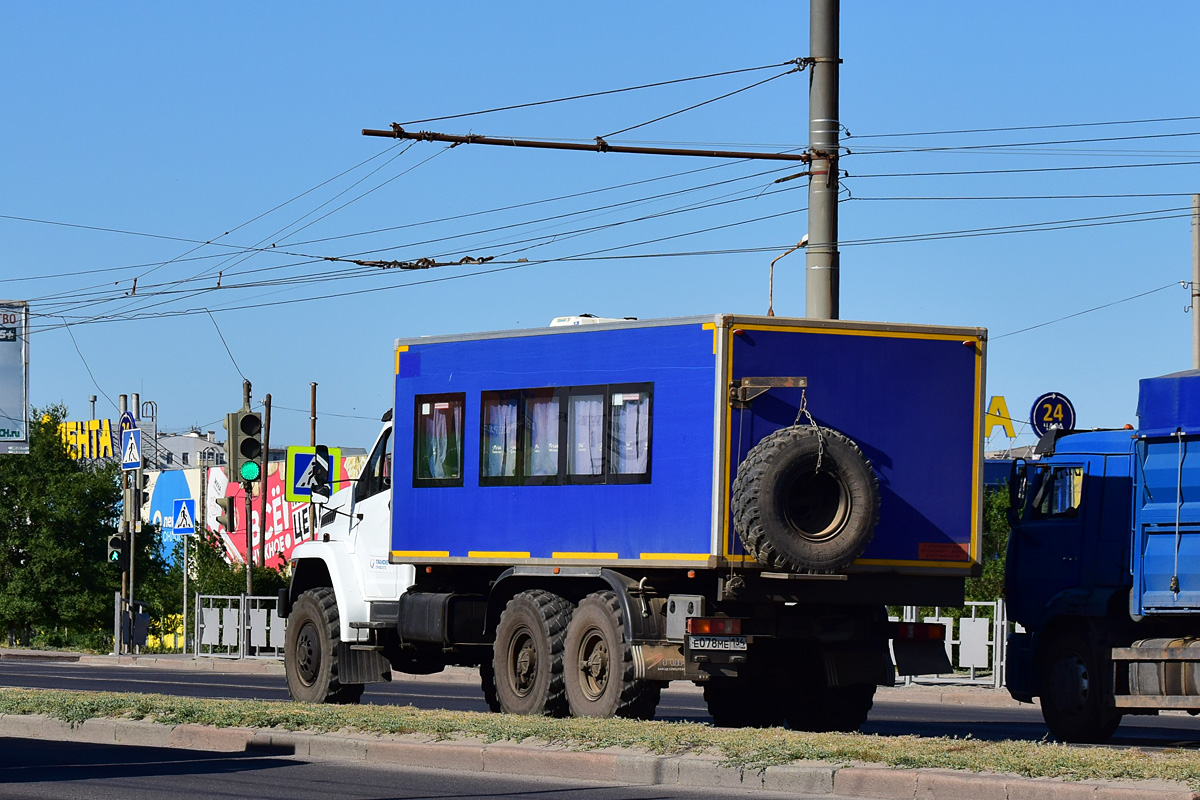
526;396;559;476
423;403;462;478
569;395;604;475
484;399;518;477
611;394;649;474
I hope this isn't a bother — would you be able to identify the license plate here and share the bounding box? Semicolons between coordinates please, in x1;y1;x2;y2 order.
688;635;748;651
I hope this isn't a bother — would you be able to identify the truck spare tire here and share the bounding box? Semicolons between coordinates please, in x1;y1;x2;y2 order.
732;425;879;572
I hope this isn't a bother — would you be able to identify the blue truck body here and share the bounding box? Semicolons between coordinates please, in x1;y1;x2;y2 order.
282;313;987;727
390;314;984;574
1006;370;1200;743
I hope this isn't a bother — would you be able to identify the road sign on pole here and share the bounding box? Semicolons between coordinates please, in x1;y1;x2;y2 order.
285;445;342;501
171;498;196;536
121;429;142;471
1030;392;1076;439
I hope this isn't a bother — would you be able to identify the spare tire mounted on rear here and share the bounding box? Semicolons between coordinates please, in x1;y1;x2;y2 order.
732;425;879;572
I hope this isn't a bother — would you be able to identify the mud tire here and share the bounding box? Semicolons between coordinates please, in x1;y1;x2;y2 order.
563;591;657;718
733;426;879;572
1039;631;1122;743
284;587;364;704
493;590;573;716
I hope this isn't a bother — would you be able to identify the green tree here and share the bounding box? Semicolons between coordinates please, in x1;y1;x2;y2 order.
0;406;120;649
965;486;1010;602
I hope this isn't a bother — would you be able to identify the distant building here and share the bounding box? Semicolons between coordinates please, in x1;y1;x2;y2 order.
154;430;225;470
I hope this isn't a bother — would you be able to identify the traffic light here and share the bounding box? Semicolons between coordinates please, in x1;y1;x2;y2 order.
222;408;264;483
235;410;263;482
138;470;151;506
215;495;236;532
107;534;125;569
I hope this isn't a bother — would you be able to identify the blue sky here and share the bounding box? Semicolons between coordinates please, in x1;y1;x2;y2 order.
3;3;1198;451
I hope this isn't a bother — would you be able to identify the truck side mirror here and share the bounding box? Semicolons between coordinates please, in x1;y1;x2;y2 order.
1007;459;1026;528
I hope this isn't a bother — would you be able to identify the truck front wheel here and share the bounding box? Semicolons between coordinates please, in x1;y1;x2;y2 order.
1039;631;1121;743
284;587;364;704
493;590;572;716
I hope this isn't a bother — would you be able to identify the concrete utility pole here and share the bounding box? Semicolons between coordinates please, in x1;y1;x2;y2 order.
1193;194;1199;369
806;0;841;320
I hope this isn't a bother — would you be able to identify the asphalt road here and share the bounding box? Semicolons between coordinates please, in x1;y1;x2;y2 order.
0;736;830;800
4;658;1200;748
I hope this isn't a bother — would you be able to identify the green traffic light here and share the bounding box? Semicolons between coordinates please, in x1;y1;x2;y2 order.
240;460;261;482
109;550;121;562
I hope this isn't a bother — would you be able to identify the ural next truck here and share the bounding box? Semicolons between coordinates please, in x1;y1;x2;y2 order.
280;313;985;729
1007;370;1200;743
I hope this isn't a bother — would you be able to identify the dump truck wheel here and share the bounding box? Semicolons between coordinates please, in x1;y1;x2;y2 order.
564;591;653;718
786;683;875;732
493;590;573;716
733;426;879;572
284;587;363;704
703;681;786;728
1039;631;1122;743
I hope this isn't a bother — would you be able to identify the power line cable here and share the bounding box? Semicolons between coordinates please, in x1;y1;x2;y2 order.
845;114;1200;140
600;67;800;139
849;159;1200;179
60;317;116;413
205;309;247;382
992;283;1180;340
396;60;803;126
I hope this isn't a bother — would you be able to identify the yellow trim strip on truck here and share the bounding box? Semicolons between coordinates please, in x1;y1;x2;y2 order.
392;550;449;558
552;552;619;559
468;551;531;559
395;344;409;375
640;552;710;561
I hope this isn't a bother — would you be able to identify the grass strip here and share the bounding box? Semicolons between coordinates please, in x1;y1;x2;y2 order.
2;687;1198;788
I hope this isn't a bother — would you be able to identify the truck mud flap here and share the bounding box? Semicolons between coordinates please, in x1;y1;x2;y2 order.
336;641;392;684
892;638;952;678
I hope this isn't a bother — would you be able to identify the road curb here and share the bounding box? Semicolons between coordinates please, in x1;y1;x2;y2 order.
1;714;1193;799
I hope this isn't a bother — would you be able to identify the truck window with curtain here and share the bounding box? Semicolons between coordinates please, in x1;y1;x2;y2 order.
413;393;465;487
609;388;652;480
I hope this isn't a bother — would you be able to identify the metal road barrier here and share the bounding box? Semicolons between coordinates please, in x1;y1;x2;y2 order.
194;594;285;659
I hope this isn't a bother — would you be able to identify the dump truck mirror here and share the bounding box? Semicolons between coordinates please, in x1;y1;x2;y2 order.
1007;459;1027;528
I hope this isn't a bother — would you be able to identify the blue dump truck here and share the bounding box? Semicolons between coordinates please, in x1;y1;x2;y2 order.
1006;370;1200;743
281;313;985;729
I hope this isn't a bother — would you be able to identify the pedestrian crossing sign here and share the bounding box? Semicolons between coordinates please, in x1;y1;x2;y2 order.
121;429;142;470
171;498;196;536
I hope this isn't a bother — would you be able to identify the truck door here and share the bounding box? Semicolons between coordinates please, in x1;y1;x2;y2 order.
351;426;406;599
1011;462;1088;620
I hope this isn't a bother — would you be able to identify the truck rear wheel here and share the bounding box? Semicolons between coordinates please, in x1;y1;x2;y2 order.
564;591;655;718
732;426;879;572
786;684;875;732
1039;631;1122;743
493;590;572;716
284;587;364;704
703;681;786;728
